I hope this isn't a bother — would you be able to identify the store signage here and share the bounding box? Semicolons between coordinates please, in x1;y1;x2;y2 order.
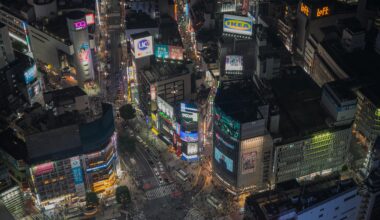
133;36;153;58
223;14;253;36
316;6;330;17
24;64;37;84
73;20;87;30
300;3;310;17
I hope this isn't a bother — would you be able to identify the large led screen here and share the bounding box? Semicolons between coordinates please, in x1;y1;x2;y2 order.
133;36;154;58
225;55;243;71
154;44;169;59
223;14;253;36
33;162;54;176
180;131;198;142
169;46;184;60
214;106;240;141
214;147;233;172
24;64;37;84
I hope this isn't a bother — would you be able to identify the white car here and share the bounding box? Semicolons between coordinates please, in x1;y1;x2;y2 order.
155;171;160;176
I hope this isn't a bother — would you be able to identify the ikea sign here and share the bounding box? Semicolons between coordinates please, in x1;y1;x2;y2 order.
223;14;253;36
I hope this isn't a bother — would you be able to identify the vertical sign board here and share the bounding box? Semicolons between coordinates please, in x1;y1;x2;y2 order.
70;156;85;196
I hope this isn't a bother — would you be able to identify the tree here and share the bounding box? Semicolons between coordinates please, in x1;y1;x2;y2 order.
119;104;136;121
118;133;136;153
85;192;99;207
116;186;131;207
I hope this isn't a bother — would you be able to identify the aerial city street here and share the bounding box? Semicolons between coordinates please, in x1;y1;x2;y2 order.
0;0;380;219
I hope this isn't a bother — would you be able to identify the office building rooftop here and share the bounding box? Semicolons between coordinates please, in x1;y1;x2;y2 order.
125;11;158;30
321;40;380;81
142;62;191;83
270;67;330;141
249;176;357;220
359;84;380;107
214;79;265;123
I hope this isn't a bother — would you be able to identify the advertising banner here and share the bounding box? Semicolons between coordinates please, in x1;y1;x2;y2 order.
214;147;233;172
223;14;253;36
180;103;198;123
24;64;37;84
214;106;241;141
169;46;184;60
225;55;243;71
33;162;54;176
78;42;91;76
134;36;154;58
241;151;257;174
155;44;169;59
180;131;198;142
85;13;95;25
157;96;174;119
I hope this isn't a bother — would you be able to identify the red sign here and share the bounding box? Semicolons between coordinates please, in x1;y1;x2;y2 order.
33;162;54;176
169;46;184;60
86;13;95;25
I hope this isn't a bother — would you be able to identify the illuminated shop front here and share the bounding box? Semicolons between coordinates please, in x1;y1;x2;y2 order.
29;133;118;205
179;103;199;161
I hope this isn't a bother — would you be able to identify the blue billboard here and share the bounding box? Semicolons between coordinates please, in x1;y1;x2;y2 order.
72;167;84;184
214;147;233;172
154;44;169;59
24;64;37;84
180;131;198;142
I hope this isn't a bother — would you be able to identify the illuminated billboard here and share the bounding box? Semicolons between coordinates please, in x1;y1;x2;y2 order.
157;96;174;119
241;151;256;174
24;64;37;84
215;147;233;172
300;2;331;18
215;132;236;150
85;13;95;25
33;162;54;176
78;42;91;76
133;36;154;58
214;106;241;141
223;14;253;36
169;46;184;60
225;55;243;71
73;20;87;31
187;142;198;155
180;131;198;142
155;44;169;59
180;103;198;123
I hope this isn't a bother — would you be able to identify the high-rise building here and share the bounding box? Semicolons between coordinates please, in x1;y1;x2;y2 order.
212;79;273;193
0;87;117;207
0;22;15;68
271;68;353;184
0;163;25;219
246;177;361;220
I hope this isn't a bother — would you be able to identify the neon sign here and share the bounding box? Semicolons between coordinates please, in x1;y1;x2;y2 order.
300;3;310;17
316;6;330;17
73;20;87;30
